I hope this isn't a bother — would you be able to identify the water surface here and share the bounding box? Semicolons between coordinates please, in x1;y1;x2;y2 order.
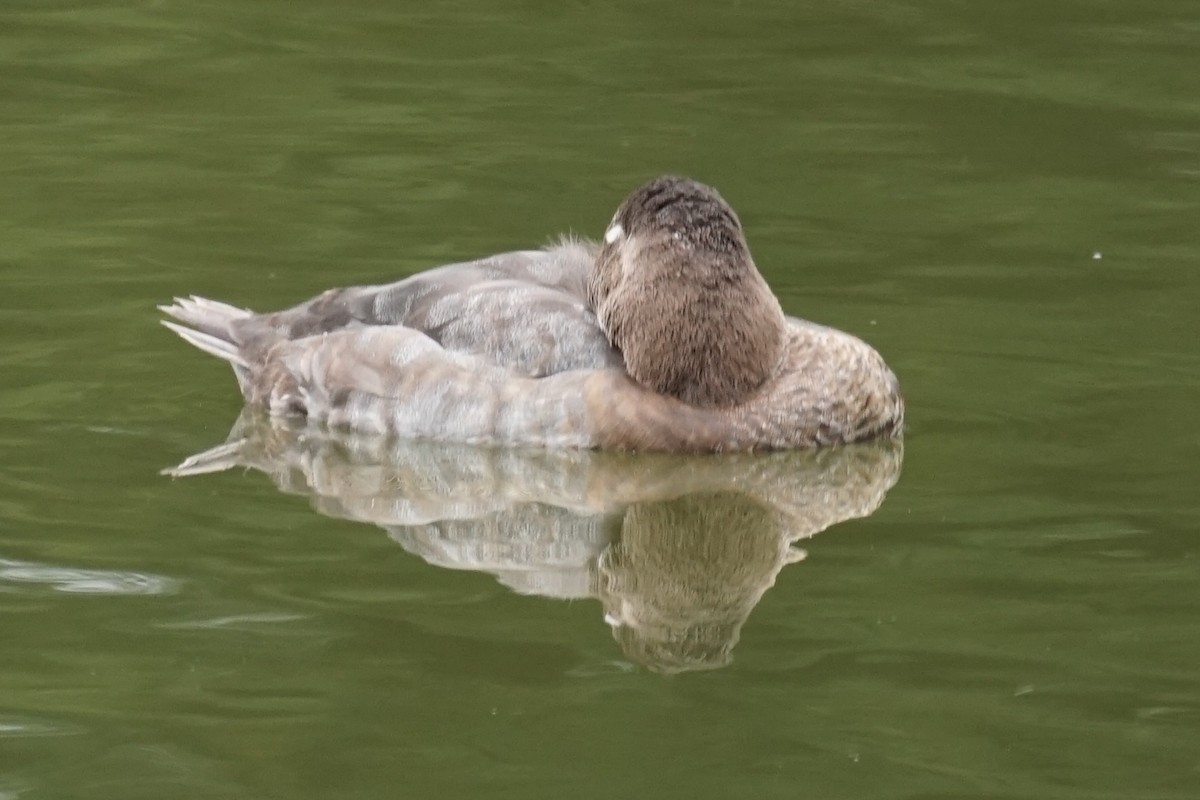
2;1;1199;798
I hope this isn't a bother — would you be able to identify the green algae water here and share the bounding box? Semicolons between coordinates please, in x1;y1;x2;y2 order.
2;1;1199;797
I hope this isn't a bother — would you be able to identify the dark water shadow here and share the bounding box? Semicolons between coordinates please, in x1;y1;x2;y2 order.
168;413;903;673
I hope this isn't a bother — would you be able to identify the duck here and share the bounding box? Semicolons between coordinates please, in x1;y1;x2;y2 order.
161;176;904;452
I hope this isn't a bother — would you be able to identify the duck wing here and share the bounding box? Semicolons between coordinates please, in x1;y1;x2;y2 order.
225;240;620;378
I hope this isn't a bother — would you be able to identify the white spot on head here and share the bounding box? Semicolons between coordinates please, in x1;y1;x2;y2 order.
604;222;624;244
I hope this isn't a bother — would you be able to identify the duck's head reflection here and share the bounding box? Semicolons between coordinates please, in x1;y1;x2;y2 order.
169;414;903;673
597;491;799;673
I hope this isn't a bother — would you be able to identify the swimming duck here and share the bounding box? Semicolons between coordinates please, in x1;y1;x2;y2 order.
161;176;903;452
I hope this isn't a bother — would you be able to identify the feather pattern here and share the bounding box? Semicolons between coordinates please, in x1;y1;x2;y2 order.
161;178;904;452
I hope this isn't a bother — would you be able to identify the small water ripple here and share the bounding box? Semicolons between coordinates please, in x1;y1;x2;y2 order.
0;714;84;738
0;558;176;596
157;612;307;631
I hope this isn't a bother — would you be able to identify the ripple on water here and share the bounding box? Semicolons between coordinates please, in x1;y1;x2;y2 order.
0;558;177;596
0;714;85;738
157;612;308;631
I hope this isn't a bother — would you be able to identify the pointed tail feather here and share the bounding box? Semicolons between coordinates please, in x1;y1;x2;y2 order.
158;295;251;340
161;320;249;368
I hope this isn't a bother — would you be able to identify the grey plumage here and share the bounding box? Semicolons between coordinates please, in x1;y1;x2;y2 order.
161;177;905;452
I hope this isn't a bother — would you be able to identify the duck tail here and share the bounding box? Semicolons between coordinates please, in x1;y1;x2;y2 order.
159;296;249;344
159;320;247;367
160;296;255;386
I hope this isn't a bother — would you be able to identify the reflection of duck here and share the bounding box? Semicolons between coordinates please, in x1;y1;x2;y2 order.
598;492;799;673
161;176;903;452
169;415;903;672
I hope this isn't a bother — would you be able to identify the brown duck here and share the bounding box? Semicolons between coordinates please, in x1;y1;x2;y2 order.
161;176;904;452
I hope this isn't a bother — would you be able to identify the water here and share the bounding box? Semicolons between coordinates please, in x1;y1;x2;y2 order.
2;1;1199;797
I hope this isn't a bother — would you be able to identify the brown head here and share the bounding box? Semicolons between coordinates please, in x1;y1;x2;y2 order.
588;176;787;408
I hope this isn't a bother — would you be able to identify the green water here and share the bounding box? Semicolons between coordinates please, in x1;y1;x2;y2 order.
3;1;1199;797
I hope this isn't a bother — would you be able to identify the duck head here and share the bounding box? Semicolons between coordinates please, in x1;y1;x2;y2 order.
588;176;787;408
